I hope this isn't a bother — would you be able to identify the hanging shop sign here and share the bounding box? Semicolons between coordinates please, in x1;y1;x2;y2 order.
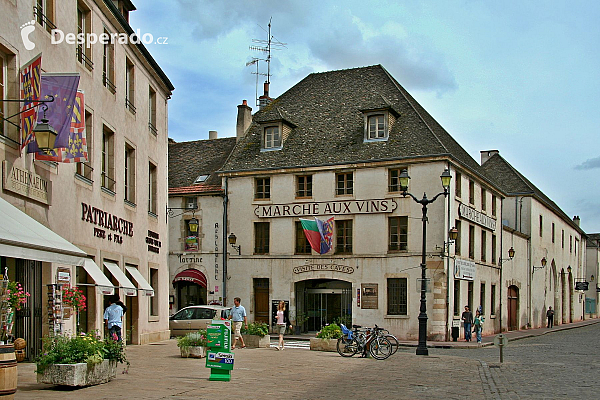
293;264;354;274
146;230;161;253
454;259;476;281
458;203;496;230
255;198;398;218
2;161;51;205
361;283;378;309
56;267;71;284
81;202;133;244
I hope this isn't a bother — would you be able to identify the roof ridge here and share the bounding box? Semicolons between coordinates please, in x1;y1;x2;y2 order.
169;136;237;146
308;64;383;76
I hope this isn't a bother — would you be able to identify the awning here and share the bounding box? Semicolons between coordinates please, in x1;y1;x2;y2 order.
125;266;154;297
173;268;207;288
82;259;115;295
0;196;87;266
103;261;137;296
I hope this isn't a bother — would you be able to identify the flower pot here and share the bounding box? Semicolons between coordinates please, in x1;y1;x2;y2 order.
0;344;17;399
180;346;206;358
37;359;117;387
309;338;338;352
242;334;270;348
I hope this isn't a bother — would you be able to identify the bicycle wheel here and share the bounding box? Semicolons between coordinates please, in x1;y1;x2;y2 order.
369;337;392;360
385;334;399;355
337;336;358;357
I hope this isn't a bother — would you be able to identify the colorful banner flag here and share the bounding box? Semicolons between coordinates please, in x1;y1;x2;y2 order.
300;217;334;254
28;73;80;158
19;54;42;151
61;91;87;163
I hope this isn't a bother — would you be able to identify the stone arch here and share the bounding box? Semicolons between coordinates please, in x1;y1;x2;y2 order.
561;269;568;324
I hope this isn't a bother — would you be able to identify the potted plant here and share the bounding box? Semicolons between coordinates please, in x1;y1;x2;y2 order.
36;332;128;387
294;312;309;334
310;323;342;352
177;330;207;358
241;322;270;348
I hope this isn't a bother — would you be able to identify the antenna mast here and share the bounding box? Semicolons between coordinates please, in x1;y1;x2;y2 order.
247;17;286;106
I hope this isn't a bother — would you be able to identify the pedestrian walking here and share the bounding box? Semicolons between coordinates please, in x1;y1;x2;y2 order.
229;297;247;349
104;295;124;342
473;309;484;343
461;305;473;342
547;306;555;328
275;300;292;350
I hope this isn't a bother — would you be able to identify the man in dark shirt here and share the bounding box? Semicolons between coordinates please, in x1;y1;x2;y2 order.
461;306;473;342
547;306;555;328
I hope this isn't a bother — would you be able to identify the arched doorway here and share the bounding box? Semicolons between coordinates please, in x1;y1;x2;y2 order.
561;269;568;324
173;269;207;310
568;270;574;323
295;279;352;332
507;285;519;331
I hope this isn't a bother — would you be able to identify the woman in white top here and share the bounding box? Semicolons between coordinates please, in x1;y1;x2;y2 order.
275;300;292;350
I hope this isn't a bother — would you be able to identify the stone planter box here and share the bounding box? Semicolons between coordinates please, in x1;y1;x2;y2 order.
37;359;117;387
180;346;206;358
309;338;338;352
242;334;270;348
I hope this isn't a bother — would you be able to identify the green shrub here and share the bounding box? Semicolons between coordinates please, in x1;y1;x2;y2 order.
241;322;269;337
316;323;342;339
177;330;207;349
35;332;127;374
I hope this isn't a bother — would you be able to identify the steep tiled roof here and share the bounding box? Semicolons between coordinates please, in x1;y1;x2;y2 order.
482;153;586;236
168;137;236;188
220;65;493;185
587;233;600;247
168;185;223;195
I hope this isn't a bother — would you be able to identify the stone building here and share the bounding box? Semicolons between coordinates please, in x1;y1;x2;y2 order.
482;151;586;329
167;132;236;314
585;234;600;317
0;0;173;354
219;65;507;341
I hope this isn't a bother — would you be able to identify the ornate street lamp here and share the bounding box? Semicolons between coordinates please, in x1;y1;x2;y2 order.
228;233;241;255
32;106;58;154
400;168;452;356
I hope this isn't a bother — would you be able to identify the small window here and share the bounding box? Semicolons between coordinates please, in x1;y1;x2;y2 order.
194;174;209;184
492;195;497;216
467;281;474;311
76;111;93;180
387;278;407;315
124;143;136;203
389;168;403;192
255;177;270;199
254;222;270;254
455;172;462;198
148;87;157;135
76;3;93;70
148;162;157;216
264;126;281;149
336;172;353;196
491;234;497;265
102;29;116;93
490;285;496;315
125;58;136;113
186;197;197;210
481;230;486;262
480;284;486;315
101;126;115;192
539;215;543;237
335;220;352;254
552;223;555;244
388;216;408;251
296;175;312;198
367;114;386;140
481;188;486;211
455;220;461;256
469;180;475;204
562;230;564;249
468;225;475;259
295;221;312;254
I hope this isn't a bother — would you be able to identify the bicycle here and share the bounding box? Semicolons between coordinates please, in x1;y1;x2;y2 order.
377;328;399;355
337;324;393;360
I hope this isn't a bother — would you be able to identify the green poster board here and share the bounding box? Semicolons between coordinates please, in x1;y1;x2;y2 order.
206;320;234;381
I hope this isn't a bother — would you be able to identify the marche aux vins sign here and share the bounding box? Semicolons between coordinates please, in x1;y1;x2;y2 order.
206;320;234;381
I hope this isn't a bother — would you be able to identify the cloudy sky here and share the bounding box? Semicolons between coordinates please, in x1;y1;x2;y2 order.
131;0;600;232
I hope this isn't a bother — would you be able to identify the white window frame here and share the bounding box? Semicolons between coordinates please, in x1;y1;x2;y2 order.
364;112;388;142
263;125;281;150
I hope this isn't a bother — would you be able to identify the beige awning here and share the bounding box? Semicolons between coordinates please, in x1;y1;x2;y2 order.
125;266;154;296
103;261;137;296
82;259;115;295
0;196;87;266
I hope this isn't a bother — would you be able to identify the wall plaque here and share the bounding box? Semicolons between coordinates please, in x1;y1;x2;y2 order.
293;264;354;274
2;161;50;205
361;283;378;309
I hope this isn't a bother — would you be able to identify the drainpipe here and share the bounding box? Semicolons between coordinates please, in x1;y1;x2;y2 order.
222;177;228;306
499;197;503;332
527;234;532;328
445;161;452;341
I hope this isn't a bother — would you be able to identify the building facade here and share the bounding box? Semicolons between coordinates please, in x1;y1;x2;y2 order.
219;66;507;341
0;0;174;353
585;234;599;317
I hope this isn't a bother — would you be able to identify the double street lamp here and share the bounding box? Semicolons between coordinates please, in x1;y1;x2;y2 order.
398;168;452;356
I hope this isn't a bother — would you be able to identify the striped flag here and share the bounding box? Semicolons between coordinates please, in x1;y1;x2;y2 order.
19;54;42;151
300;217;334;254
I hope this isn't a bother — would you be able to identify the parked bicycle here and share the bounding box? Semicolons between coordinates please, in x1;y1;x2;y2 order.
337;324;393;360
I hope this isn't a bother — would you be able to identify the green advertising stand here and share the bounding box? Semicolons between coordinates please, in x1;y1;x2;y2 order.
206;320;234;381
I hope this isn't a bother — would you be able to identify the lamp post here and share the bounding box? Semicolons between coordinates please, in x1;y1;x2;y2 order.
399;168;452;356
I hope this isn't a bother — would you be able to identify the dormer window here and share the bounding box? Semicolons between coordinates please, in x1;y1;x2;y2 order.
368;114;385;140
264;126;282;150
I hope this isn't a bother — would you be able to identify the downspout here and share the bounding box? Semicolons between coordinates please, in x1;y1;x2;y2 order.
445;161;452;341
499;196;503;332
527;230;532;328
222;177;228;306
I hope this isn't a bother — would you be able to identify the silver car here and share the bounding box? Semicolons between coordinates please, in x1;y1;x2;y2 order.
169;305;231;336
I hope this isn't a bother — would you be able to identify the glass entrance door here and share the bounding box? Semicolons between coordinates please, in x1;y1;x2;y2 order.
304;280;352;332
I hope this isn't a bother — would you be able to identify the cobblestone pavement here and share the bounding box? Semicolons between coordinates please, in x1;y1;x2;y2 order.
16;341;482;399
436;322;600;399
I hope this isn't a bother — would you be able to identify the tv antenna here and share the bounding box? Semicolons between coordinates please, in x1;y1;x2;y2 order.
247;17;286;106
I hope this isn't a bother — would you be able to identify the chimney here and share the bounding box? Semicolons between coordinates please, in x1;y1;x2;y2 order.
480;150;499;165
573;216;580;226
236;100;252;142
258;81;272;110
209;130;218;140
